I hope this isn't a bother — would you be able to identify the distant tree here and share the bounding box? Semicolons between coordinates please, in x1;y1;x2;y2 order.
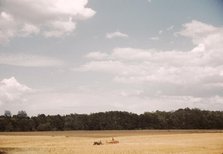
37;122;52;131
13;110;32;131
0;108;223;131
0;115;13;131
64;115;73;130
4;110;12;118
48;115;64;131
17;110;28;118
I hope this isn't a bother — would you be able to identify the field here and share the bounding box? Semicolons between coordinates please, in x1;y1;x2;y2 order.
0;130;223;154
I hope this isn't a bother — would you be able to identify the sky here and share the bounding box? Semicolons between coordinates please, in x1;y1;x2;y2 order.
0;0;223;115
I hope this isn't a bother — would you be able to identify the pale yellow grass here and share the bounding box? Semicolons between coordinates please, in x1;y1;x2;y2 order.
0;130;223;154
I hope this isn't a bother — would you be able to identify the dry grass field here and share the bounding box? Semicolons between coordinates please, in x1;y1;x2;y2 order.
0;130;223;154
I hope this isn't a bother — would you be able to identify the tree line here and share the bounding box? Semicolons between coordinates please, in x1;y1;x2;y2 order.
0;108;223;131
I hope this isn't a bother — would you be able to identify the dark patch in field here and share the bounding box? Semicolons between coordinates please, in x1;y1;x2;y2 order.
0;147;22;154
0;150;7;154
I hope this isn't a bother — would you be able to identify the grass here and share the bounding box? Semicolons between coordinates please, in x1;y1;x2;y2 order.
0;130;223;154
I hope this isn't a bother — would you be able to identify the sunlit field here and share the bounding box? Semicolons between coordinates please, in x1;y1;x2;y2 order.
0;130;223;154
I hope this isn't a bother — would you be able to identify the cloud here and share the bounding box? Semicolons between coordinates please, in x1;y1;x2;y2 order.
0;77;32;106
24;87;223;115
150;36;159;41
106;31;129;39
112;48;153;60
20;23;40;37
179;20;216;39
167;25;175;31
158;30;163;35
0;53;64;67
0;0;95;43
179;20;223;49
80;60;128;74
85;51;109;60
2;20;223;114
80;20;223;100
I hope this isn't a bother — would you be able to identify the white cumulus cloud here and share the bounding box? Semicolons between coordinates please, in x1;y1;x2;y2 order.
0;77;32;106
80;20;223;100
0;0;95;43
150;36;159;41
85;51;109;60
106;31;129;39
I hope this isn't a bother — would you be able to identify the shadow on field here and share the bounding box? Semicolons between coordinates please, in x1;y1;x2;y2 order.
0;149;7;154
0;148;22;154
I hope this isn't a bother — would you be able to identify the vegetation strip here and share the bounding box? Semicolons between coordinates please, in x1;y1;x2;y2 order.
0;108;223;131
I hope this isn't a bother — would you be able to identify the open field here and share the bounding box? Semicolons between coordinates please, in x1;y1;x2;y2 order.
0;130;223;154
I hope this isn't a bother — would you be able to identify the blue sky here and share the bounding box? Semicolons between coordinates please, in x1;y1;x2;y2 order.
0;0;223;115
